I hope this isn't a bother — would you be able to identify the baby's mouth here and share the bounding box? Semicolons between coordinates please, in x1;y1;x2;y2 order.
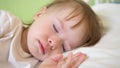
38;40;45;55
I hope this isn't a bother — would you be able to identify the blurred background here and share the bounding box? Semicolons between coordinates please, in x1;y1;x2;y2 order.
0;0;120;24
85;0;120;5
0;0;52;24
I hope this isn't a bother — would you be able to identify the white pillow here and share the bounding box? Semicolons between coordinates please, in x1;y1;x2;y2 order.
64;4;120;68
92;3;120;48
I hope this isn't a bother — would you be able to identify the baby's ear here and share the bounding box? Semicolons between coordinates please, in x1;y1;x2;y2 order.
33;7;47;20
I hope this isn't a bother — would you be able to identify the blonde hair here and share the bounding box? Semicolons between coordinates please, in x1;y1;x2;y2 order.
46;0;102;47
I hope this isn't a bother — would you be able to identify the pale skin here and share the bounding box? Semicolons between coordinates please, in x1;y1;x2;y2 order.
21;6;88;68
39;52;87;68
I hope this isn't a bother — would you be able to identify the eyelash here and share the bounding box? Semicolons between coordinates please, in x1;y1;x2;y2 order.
53;24;59;33
62;44;66;52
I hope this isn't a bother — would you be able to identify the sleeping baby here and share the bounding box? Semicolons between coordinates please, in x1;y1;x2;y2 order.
0;0;102;68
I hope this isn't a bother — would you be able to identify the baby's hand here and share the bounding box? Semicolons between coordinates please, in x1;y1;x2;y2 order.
38;54;63;68
57;52;87;68
38;52;87;68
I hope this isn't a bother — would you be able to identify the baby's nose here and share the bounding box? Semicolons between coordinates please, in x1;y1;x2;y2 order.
48;35;62;50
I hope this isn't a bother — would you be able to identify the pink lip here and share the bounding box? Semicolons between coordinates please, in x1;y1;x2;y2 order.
38;40;45;55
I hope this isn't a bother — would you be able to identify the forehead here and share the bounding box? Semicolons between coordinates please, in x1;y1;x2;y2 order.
47;2;83;19
49;6;84;26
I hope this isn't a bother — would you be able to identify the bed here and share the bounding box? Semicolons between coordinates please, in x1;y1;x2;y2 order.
0;0;120;68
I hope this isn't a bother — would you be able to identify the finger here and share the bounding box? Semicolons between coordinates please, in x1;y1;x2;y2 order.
57;60;65;68
68;52;82;68
66;52;73;63
63;52;73;68
44;54;63;65
51;54;63;63
73;52;82;58
73;53;87;68
57;52;73;68
72;52;86;62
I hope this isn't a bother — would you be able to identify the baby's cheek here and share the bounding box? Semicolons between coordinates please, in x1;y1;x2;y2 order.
29;47;39;57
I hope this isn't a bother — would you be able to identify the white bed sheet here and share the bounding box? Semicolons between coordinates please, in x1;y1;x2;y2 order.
64;3;120;68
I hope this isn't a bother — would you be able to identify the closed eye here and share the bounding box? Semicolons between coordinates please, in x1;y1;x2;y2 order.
62;44;66;52
53;24;59;33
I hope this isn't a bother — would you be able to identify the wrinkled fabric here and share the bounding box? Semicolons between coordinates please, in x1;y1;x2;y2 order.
0;10;39;68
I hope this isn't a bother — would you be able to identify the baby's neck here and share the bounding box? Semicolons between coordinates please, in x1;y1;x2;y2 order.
21;28;30;54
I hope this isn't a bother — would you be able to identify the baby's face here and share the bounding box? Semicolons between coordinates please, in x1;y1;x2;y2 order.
27;8;88;61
